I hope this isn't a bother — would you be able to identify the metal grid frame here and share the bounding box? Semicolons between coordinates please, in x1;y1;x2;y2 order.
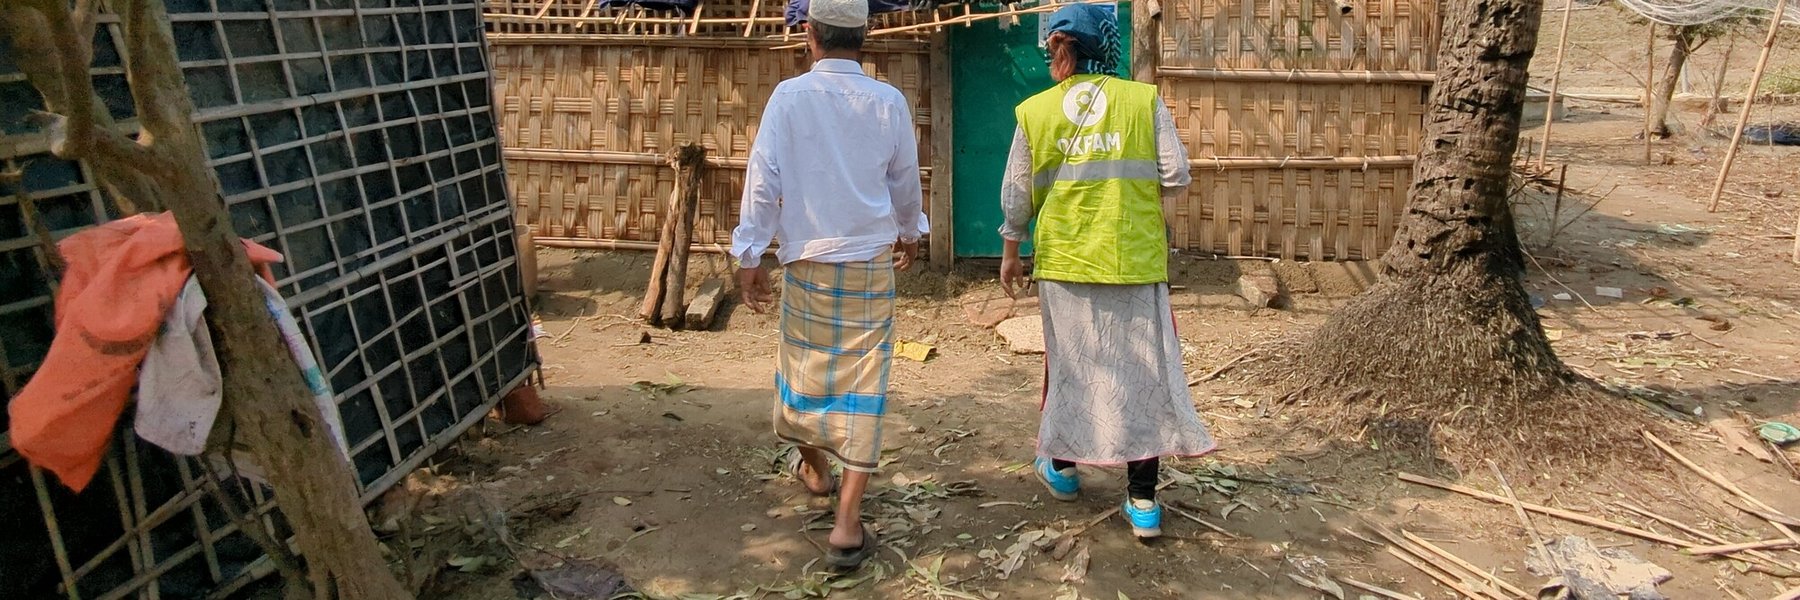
1;0;537;597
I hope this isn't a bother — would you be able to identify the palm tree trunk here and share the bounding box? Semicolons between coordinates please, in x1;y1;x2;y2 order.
1283;0;1585;445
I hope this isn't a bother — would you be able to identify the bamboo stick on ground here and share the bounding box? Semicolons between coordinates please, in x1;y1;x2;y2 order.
1362;520;1515;600
1384;546;1497;600
1684;539;1798;556
1401;530;1533;599
1772;586;1800;600
1165;503;1241;539
1489;460;1562;585
1613;502;1800;577
1642;431;1800;543
1397;473;1692;547
1338;577;1423;600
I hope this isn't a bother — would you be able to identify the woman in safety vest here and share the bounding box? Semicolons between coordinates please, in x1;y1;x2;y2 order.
996;2;1215;540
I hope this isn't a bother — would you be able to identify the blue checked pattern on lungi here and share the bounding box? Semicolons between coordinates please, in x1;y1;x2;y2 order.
772;253;896;472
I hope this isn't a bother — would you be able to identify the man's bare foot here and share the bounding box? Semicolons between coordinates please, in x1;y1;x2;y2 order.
796;458;834;496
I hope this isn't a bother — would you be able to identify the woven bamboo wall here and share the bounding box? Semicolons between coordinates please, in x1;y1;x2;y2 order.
487;0;1437;261
494;42;932;247
1159;0;1438;260
484;0;935;252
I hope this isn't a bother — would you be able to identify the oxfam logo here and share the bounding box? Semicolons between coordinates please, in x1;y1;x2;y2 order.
1061;82;1107;127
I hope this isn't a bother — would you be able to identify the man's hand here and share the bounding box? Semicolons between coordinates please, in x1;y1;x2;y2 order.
893;238;920;272
737;266;774;313
999;254;1029;299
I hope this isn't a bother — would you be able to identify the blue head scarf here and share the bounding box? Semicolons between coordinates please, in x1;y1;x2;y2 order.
1044;3;1121;76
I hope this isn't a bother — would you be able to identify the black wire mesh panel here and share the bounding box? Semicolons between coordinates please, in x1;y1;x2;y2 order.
0;0;536;597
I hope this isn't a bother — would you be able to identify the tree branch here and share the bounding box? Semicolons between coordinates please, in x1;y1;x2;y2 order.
3;1;165;212
1;167;66;275
118;0;188;147
72;0;98;49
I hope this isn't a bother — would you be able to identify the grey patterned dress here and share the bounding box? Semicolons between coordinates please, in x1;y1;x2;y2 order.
1000;99;1215;465
1035;281;1214;463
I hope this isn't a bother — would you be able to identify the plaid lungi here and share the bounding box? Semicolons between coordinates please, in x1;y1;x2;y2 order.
773;253;896;472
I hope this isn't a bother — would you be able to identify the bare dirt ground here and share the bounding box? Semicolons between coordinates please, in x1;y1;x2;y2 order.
393;12;1800;600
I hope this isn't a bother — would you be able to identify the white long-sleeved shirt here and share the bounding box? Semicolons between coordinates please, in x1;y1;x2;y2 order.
730;59;925;268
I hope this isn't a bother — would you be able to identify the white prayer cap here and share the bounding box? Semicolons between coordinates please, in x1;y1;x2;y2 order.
808;0;868;28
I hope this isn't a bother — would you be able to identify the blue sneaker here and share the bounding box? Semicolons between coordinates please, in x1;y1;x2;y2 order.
1033;457;1079;501
1123;498;1163;539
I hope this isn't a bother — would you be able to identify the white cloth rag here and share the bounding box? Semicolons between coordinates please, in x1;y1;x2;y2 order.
135;276;350;465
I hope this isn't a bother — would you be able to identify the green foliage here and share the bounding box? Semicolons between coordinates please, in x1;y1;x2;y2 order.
1762;64;1800;95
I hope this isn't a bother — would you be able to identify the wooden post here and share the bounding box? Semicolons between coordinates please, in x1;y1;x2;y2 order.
1535;0;1574;170
1707;0;1788;212
1131;0;1161;84
1644;22;1656;163
927;30;955;270
640;188;680;322
659;144;706;326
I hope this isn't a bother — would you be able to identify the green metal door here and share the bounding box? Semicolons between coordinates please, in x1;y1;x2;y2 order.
949;3;1130;257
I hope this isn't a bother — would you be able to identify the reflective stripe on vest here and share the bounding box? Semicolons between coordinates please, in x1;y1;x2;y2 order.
1015;76;1168;285
1031;159;1162;190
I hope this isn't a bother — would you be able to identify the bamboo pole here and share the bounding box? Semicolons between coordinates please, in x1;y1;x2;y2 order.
1156;67;1436;84
1397;472;1694;547
1685;539;1798;556
1337;578;1420;600
1708;0;1789;212
1643;431;1800;543
1614;502;1800;576
537;237;744;253
1644;22;1657;163
1536;0;1574;170
1398;528;1527;599
1189;155;1418;169
742;0;760;37
1490;461;1561;594
1382;546;1497;600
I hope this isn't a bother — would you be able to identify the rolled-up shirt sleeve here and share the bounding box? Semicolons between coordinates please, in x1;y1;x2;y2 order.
998;127;1034;243
731;102;784;268
1155;99;1190;190
888;100;924;242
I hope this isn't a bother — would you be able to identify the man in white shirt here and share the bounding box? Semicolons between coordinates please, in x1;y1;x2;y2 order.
728;0;923;570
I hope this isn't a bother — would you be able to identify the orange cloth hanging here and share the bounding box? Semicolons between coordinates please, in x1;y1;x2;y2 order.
8;213;280;492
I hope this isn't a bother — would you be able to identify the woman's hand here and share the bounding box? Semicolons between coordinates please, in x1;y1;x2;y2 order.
1000;256;1028;298
999;239;1028;298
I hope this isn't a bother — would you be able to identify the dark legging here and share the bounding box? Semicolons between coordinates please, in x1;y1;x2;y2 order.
1051;457;1160;501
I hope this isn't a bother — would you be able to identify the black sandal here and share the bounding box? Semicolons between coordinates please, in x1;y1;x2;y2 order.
826;526;878;570
786;450;837;496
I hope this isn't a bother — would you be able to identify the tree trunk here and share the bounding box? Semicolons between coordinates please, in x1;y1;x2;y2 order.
1278;0;1625;457
123;3;415;598
658;144;706;327
1649;26;1698;138
4;1;416;597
